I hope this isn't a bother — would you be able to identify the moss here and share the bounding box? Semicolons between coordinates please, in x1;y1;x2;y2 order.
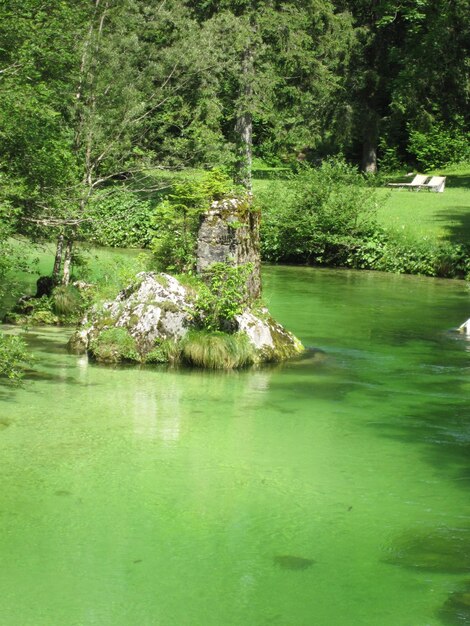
90;328;140;364
152;300;180;314
254;313;304;363
128;312;140;327
154;273;169;288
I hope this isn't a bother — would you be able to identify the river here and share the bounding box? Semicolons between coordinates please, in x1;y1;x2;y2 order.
0;265;469;626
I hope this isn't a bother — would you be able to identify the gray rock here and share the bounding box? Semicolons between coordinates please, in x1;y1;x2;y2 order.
68;272;194;357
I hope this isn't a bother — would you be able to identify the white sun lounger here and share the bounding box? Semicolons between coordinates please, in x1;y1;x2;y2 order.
422;176;446;192
387;174;428;189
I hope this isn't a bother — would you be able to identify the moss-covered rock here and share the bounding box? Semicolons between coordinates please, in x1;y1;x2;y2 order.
234;308;304;363
68;272;194;362
68;271;304;368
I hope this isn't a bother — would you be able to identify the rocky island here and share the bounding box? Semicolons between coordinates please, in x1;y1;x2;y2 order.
69;196;303;368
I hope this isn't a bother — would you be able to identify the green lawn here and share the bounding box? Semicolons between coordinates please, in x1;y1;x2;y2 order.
253;163;470;245
376;165;470;244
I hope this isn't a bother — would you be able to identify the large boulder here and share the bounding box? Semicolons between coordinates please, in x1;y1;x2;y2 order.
68;272;193;357
68;272;303;366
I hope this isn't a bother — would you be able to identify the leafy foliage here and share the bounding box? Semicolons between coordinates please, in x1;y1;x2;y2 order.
408;120;470;170
150;169;233;272
260;160;380;264
86;189;154;248
0;334;30;383
195;263;253;331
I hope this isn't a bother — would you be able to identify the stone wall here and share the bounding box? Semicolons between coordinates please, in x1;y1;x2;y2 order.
196;197;261;301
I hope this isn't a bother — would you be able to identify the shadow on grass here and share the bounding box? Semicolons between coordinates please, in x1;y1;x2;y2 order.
446;174;470;190
435;208;470;244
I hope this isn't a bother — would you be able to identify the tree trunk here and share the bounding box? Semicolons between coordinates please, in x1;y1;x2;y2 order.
52;234;64;283
235;46;254;191
61;239;74;285
361;110;379;174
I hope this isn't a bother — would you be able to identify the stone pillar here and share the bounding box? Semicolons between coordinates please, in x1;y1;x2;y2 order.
196;196;261;301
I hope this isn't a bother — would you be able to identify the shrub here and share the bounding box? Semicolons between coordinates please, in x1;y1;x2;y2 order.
343;229;470;278
260;159;381;264
408;119;470;170
179;330;255;369
86;188;154;248
195;263;253;331
0;333;30;383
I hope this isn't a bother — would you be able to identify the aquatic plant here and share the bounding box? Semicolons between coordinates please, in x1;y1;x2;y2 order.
384;526;470;574
439;579;470;625
273;555;315;571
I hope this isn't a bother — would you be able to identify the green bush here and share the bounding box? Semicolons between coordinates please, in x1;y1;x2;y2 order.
195;263;253;331
341;228;470;278
408;119;470;170
0;333;30;383
260;159;381;265
86;188;154;248
179;330;255;369
258;160;470;278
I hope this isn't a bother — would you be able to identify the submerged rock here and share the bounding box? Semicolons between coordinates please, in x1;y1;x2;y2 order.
440;580;470;625
68;272;303;367
383;526;470;574
458;318;470;334
273;555;315;570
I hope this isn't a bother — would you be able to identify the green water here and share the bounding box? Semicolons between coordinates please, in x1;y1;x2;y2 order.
1;266;469;626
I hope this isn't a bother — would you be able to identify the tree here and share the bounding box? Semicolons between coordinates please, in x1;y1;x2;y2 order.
336;0;470;171
185;0;354;187
0;1;213;283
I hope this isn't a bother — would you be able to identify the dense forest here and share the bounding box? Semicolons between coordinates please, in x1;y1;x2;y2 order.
1;0;469;377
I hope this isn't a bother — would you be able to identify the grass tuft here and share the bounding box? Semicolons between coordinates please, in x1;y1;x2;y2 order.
52;285;83;316
179;330;255;369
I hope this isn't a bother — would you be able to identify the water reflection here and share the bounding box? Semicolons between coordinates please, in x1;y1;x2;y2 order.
130;370;274;444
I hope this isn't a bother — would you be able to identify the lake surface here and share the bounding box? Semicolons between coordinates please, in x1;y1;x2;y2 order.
1;266;469;626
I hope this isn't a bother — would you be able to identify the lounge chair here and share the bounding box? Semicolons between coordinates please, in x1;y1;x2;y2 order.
422;176;446;192
387;174;428;190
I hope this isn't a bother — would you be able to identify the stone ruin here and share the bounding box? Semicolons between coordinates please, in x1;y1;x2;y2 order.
196;196;261;301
